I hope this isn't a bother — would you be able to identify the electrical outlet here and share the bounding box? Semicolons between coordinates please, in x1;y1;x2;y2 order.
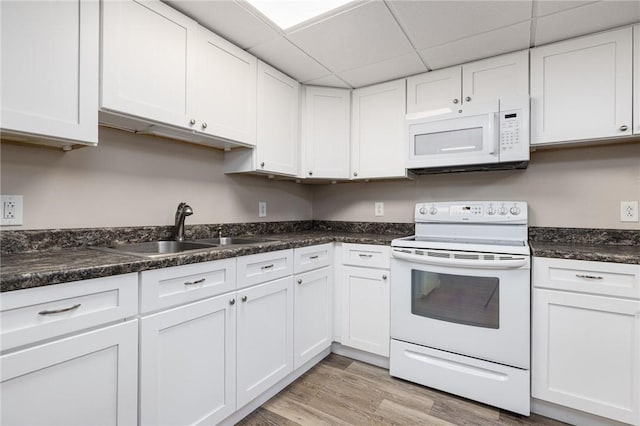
374;202;384;217
620;201;639;222
258;201;267;218
1;195;23;226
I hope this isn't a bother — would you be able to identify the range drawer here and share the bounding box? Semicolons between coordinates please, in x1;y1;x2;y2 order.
533;257;640;299
140;258;236;314
341;243;390;269
237;249;293;290
294;244;333;274
1;273;138;352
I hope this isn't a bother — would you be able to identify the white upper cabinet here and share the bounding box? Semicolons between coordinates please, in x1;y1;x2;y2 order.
634;25;640;135
530;27;633;145
256;62;300;176
101;0;197;129
301;86;351;180
407;51;529;114
101;0;257;147
195;28;257;145
0;0;99;147
351;79;407;180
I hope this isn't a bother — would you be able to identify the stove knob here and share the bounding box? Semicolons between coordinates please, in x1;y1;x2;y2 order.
498;207;508;215
429;206;438;215
487;206;496;215
419;206;427;215
510;206;521;215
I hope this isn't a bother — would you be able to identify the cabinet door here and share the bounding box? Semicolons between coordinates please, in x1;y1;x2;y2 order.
341;266;390;357
301;86;350;179
351;79;407;180
237;276;294;408
462;51;529;104
101;0;197;130
1;321;137;426
294;267;333;369
140;294;236;426
406;67;461;114
256;61;299;176
634;24;640;135
532;289;640;425
530;27;632;145
196;27;257;145
0;0;98;144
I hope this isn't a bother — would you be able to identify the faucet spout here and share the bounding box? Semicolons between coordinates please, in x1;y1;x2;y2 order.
174;202;193;242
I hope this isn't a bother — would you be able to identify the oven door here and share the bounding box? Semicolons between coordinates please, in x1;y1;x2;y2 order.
390;249;530;369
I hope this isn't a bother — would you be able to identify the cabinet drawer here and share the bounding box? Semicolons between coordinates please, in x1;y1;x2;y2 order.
294;243;333;274
237;249;293;290
140;258;236;314
533;257;640;299
342;243;390;269
1;273;138;352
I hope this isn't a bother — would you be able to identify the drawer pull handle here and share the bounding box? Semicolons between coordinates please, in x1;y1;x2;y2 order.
359;254;373;259
261;264;274;270
184;278;206;286
576;274;603;280
39;303;81;315
309;255;319;260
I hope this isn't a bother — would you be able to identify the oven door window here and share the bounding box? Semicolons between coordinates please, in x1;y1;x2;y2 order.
411;270;499;329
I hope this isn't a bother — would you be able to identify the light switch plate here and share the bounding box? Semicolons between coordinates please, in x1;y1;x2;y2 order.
1;195;23;226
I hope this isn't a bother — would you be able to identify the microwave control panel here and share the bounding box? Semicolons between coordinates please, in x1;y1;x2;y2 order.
498;98;529;162
499;110;522;151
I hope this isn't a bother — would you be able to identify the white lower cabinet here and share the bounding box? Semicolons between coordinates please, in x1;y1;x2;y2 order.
294;267;333;369
341;265;390;357
1;320;138;426
140;294;236;426
532;258;640;425
236;276;294;408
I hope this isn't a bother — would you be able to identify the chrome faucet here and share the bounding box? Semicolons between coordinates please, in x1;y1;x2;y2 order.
174;202;193;242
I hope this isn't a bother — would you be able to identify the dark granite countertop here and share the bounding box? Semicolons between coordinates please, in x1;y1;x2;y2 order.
529;241;640;265
0;231;402;292
528;227;640;265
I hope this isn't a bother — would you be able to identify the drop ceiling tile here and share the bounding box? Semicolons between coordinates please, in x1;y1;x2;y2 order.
304;74;352;89
535;0;598;17
249;36;330;82
534;0;640;45
338;53;427;88
388;0;533;50
166;0;279;49
419;21;531;70
286;1;414;73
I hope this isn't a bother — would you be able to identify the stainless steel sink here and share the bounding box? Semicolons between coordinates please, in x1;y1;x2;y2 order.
194;237;275;246
91;240;217;258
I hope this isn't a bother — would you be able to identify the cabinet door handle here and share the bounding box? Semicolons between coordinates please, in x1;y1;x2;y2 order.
382;275;388;280
229;299;236;305
184;278;206;285
261;264;274;270
309;255;319;260
39;303;81;315
260;162;265;168
353;172;358;177
308;171;313;176
241;296;248;302
297;279;303;284
465;96;471;102
189;119;196;125
359;253;373;259
201;122;208;129
576;274;603;280
619;125;628;132
452;99;459;104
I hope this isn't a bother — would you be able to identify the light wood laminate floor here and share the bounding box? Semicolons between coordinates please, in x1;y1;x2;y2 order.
237;354;567;426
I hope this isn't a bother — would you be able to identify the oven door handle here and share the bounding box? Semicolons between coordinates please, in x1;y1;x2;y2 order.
392;250;528;269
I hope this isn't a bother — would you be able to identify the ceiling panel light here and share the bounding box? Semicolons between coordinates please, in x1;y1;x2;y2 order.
246;0;354;30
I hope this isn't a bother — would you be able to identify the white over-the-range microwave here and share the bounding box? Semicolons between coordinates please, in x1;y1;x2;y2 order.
406;96;530;173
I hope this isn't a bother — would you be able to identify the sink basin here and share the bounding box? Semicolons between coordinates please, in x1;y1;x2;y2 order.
194;237;275;246
91;240;217;258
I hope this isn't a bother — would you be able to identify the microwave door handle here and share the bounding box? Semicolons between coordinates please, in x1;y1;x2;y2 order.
487;113;498;155
392;249;528;269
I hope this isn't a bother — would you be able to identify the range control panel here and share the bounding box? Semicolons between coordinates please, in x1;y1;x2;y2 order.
415;201;528;223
